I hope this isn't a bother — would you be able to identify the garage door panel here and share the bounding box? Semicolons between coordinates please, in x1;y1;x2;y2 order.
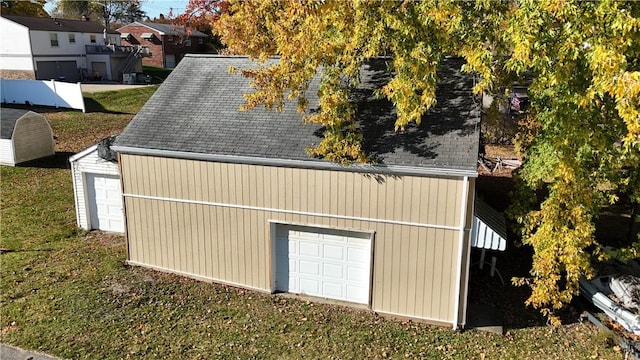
299;260;321;276
275;224;371;304
298;232;320;241
299;278;320;294
346;286;367;303
323;263;344;279
299;241;320;257
323;244;345;260
323;234;346;243
347;247;369;262
347;267;368;282
323;282;344;298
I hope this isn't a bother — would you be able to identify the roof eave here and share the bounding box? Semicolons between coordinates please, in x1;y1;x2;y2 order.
69;144;98;162
111;145;478;178
118;22;165;35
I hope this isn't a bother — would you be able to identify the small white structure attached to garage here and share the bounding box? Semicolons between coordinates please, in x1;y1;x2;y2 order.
69;144;124;233
0;108;55;166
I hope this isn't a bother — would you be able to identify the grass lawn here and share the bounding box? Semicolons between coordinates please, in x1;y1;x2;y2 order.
0;88;620;359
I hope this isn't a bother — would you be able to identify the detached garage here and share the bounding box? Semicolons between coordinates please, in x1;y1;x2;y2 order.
0;108;54;166
113;55;484;329
70;142;124;233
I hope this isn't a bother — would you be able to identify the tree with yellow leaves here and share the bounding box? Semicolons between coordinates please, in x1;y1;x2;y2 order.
192;0;640;324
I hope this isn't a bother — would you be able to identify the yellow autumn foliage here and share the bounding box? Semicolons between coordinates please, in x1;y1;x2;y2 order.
212;0;640;324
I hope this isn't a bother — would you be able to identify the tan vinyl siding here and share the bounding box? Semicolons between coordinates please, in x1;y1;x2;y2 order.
120;154;470;323
123;155;463;227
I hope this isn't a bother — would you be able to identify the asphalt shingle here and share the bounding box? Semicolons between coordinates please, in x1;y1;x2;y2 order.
1;108;30;139
114;55;480;172
2;15;118;34
128;22;209;37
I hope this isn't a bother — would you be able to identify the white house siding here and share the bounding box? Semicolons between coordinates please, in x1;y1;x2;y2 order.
120;154;473;325
29;29;120;80
0;17;33;72
29;29;115;57
70;146;120;231
0;139;15;165
86;54;113;80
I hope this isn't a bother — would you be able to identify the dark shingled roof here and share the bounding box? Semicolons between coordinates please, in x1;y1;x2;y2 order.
119;22;208;37
114;55;480;172
1;108;31;139
2;15;119;34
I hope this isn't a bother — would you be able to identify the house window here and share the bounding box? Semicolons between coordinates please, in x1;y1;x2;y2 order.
198;38;203;45
68;33;75;43
185;38;191;47
90;35;96;43
50;33;59;47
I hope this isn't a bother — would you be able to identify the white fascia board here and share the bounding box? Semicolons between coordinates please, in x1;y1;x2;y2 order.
69;144;98;162
111;146;479;178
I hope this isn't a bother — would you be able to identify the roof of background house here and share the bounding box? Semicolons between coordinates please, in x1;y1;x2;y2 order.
118;22;208;37
1;15;118;34
113;55;480;175
1;108;36;139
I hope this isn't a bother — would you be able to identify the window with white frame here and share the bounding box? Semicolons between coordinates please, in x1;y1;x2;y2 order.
50;33;59;47
198;37;203;45
185;38;191;46
68;33;75;43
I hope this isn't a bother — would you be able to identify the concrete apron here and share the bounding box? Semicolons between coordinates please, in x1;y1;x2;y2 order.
0;343;61;360
465;304;504;334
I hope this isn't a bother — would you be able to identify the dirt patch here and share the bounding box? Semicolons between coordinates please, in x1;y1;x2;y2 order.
85;232;125;248
107;282;131;296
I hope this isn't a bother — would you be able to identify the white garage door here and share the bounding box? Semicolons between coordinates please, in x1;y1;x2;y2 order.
275;225;372;304
86;173;124;233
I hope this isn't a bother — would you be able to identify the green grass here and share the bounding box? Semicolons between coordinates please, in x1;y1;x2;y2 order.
142;65;173;84
0;87;621;359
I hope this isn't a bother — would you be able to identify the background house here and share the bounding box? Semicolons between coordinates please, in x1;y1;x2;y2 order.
0;108;54;166
0;15;149;82
117;22;208;68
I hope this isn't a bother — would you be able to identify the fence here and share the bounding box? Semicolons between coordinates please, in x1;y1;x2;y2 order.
0;79;85;112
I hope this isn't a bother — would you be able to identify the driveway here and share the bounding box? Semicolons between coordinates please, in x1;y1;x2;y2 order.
0;344;60;360
81;83;152;93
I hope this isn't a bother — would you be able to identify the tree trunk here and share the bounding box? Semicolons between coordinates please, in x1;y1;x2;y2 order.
629;201;640;244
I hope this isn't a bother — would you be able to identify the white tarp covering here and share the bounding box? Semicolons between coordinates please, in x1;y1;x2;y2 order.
611;275;640;313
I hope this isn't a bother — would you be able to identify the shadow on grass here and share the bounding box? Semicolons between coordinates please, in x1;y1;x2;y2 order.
2;98;134;115
17;152;74;170
0;248;54;255
1;103;72;114
83;97;134;115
